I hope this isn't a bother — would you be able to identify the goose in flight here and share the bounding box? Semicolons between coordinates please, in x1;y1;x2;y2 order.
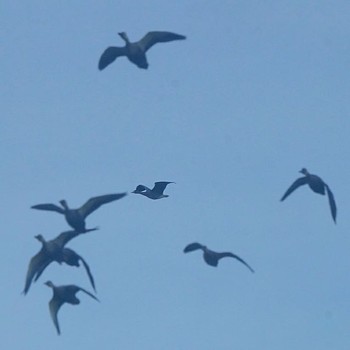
31;192;127;232
44;281;99;335
23;229;97;294
280;168;337;223
183;243;254;273
132;181;174;200
98;31;186;70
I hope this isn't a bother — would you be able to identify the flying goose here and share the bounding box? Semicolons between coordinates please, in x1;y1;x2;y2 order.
31;192;127;232
183;243;255;273
23;229;96;294
132;181;174;200
44;281;99;335
280;168;337;223
98;31;186;70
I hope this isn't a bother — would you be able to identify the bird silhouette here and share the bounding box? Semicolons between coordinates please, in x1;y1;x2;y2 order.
183;242;254;273
23;229;97;294
132;181;174;200
280;168;337;223
98;31;186;70
44;281;99;335
31;193;127;232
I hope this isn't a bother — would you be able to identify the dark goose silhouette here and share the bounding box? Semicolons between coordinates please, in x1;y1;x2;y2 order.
31;193;127;232
132;181;174;200
23;229;97;294
280;168;337;223
44;281;99;335
183;243;254;273
98;31;186;70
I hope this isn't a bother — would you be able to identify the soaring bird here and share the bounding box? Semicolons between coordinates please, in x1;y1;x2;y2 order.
183;243;255;273
132;181;174;200
44;281;99;335
31;193;127;232
98;31;186;70
280;168;337;223
23;230;97;294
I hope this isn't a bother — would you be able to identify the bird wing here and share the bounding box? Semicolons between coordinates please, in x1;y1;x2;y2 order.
138;31;186;52
325;185;337;223
63;248;97;292
48;297;64;335
78;256;96;292
183;242;204;253
53;230;81;247
280;177;308;201
98;46;128;70
23;250;51;294
79;193;127;218
31;203;65;214
219;252;255;273
152;182;174;195
33;259;52;282
78;286;99;302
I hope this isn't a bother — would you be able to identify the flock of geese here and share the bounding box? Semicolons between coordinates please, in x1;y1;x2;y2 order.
22;30;338;336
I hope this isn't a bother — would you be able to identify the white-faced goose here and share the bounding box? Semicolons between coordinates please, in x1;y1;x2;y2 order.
44;281;99;335
280;168;337;223
132;181;174;200
31;192;127;232
98;31;186;70
23;229;97;294
184;243;255;273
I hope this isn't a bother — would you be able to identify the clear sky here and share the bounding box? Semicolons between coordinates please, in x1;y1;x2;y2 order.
2;1;350;349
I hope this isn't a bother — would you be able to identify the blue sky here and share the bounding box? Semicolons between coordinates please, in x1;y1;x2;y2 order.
2;1;350;349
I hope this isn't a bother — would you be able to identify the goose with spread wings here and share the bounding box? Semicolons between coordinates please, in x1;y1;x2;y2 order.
98;31;186;70
23;229;97;294
44;281;99;335
280;168;337;223
183;243;254;273
31;193;127;232
132;181;174;200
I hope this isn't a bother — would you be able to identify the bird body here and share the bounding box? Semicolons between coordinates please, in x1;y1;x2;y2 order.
132;181;174;200
280;168;337;223
98;31;186;70
183;242;254;273
45;281;98;335
31;193;127;232
23;230;96;294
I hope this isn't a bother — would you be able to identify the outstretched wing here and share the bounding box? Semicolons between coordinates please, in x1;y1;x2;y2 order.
33;259;52;283
53;230;81;247
23;250;51;294
98;46;128;70
280;177;308;201
219;252;255;273
31;203;65;214
183;242;204;253
152;182;174;195
78;286;99;302
138;31;186;52
79;257;96;292
325;185;337;223
48;297;64;335
79;193;127;218
63;248;97;292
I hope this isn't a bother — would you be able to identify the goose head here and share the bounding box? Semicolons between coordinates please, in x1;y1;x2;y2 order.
299;168;309;176
59;200;69;210
44;280;55;288
118;32;130;45
132;185;147;194
34;234;45;243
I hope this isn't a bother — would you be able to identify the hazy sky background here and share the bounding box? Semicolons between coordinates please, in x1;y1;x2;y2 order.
2;1;350;349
